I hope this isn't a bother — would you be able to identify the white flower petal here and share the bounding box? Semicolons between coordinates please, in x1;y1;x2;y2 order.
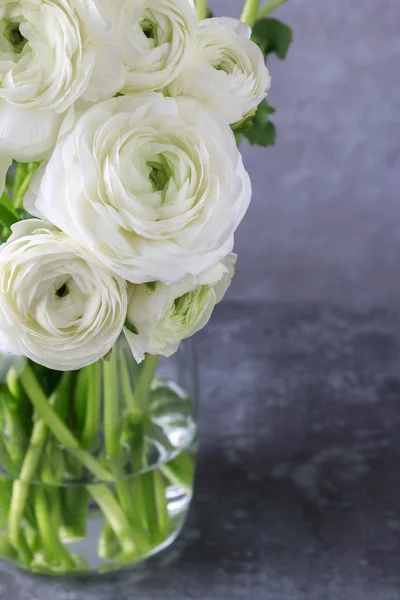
0;101;62;161
204;17;251;39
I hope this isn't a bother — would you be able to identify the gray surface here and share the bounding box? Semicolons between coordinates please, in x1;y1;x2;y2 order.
2;302;400;599
219;0;400;307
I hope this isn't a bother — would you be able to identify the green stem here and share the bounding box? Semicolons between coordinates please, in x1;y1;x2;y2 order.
0;203;19;230
73;368;88;435
98;521;119;559
40;374;72;485
12;162;41;209
60;370;90;539
7;418;47;553
61;487;89;540
134;354;160;413
132;354;170;546
141;471;168;546
120;352;169;549
106;349;153;553
0;478;12;529
241;0;260;26
257;0;287;18
0;436;19;477
195;0;208;20
20;364;145;562
0;536;18;561
1;376;29;466
119;347;136;412
160;451;196;495
116;482;150;553
102;349;151;553
103;351;120;458
34;487;75;569
82;362;101;449
53;372;73;423
19;365;112;482
88;485;137;556
120;418;148;532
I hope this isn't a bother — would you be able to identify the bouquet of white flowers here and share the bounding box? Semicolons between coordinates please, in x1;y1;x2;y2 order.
0;0;292;576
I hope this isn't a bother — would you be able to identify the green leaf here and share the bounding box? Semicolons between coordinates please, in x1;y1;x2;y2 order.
5;164;15;190
231;113;255;135
234;132;243;147
243;100;277;147
146;281;157;294
103;349;113;362
124;320;139;335
0;201;19;230
0;194;19;218
15;207;31;221
252;18;293;60
246;120;276;147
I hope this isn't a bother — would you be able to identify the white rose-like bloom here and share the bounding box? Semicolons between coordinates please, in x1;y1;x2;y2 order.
0;220;127;370
125;254;236;362
110;0;197;93
169;17;271;125
0;0;124;161
26;94;251;285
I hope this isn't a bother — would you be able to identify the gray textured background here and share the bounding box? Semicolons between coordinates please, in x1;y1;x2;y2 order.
219;0;400;308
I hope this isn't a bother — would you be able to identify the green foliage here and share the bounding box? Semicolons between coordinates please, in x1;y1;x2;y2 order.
240;100;276;147
245;17;293;148
234;132;243;146
0;160;42;241
252;17;293;60
231;113;255;135
0;201;19;231
11;161;42;208
125;320;139;335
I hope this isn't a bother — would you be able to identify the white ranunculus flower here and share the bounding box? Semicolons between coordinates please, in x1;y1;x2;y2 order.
0;0;124;161
110;0;197;94
0;220;127;370
168;17;271;125
124;254;236;362
26;94;251;285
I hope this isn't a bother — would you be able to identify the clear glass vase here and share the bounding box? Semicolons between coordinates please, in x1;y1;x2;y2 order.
0;336;198;576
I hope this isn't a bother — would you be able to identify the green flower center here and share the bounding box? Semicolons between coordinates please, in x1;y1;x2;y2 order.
140;19;155;41
55;282;69;299
170;285;211;324
147;160;170;193
4;21;26;54
213;61;232;74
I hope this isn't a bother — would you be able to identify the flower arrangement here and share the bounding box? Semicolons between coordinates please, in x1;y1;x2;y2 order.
0;0;292;575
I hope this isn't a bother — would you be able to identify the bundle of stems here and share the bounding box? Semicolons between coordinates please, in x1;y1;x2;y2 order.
0;350;195;573
195;0;287;25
